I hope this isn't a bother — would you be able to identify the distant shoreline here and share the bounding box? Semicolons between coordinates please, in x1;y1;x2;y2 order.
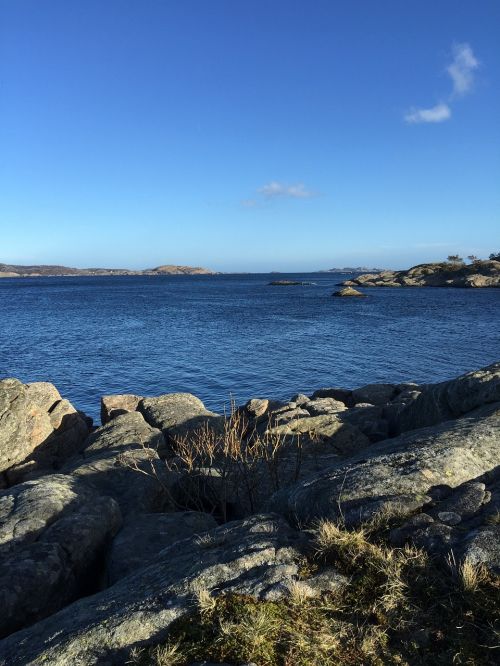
0;263;386;279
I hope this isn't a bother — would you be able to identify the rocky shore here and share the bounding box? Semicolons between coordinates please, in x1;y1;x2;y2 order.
1;364;499;664
342;260;500;288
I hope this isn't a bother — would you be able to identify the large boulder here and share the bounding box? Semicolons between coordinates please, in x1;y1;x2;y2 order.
106;511;218;584
0;474;121;638
139;393;222;443
0;379;89;481
0;514;312;665
397;362;500;432
63;413;172;517
84;411;166;457
269;403;500;527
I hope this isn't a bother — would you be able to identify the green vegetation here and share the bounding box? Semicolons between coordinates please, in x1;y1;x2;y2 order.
129;518;500;666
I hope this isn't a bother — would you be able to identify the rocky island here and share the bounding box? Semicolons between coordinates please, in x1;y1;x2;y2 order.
0;363;499;664
0;263;215;278
342;259;500;288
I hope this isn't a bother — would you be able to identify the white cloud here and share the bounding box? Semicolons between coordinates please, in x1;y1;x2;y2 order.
258;181;314;198
404;103;451;124
447;43;479;96
404;42;479;126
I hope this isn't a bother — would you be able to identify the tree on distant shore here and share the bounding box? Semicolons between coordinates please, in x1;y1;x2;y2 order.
489;252;500;261
467;255;479;263
447;255;464;264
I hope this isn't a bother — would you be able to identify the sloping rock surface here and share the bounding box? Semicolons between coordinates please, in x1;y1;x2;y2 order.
0;514;307;666
397;362;500;432
63;413;172;517
0;475;121;638
106;511;218;584
269;403;500;526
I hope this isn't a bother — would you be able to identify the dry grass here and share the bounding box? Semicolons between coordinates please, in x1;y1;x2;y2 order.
125;405;302;520
134;518;500;666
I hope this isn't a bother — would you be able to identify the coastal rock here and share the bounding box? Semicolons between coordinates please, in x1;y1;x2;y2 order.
245;398;269;418
397;362;500;432
64;447;172;517
0;514;311;665
0;379;89;480
101;394;142;424
0;474;121;638
389;474;500;572
310;387;353;407
343;260;500;288
305;397;347;416
352;383;396;406
84;411;166;457
139;393;221;443
268;403;500;527
265;414;369;455
106;511;218;584
332;287;365;297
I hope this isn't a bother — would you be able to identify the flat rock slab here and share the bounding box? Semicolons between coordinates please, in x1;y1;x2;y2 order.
0;474;121;638
0;514;310;666
106;511;218;584
269;403;500;526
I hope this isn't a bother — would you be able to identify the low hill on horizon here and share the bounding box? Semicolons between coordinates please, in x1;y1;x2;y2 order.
0;263;215;278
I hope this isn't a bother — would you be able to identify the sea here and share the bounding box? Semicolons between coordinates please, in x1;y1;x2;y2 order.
1;273;498;422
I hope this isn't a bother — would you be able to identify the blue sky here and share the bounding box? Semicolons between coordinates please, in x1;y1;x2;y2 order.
1;1;499;271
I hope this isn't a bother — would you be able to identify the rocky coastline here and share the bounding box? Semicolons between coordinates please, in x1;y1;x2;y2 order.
342;260;500;288
1;363;499;664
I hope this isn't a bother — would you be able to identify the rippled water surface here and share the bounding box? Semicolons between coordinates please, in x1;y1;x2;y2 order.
1;273;498;420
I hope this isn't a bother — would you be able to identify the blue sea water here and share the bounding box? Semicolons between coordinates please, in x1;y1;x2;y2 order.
1;273;499;421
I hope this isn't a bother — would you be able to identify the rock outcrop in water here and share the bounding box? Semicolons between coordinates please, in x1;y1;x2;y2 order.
0;362;499;663
342;260;500;288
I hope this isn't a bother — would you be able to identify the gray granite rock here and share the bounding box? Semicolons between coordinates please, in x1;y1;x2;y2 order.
140;393;222;442
0;474;121;638
84;411;165;457
106;511;217;584
269;403;500;527
397;362;500;432
352;383;396;406
0;514;315;665
100;394;142;425
0;379;89;480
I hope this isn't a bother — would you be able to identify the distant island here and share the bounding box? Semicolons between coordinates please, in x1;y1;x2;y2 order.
320;266;385;274
342;258;500;288
0;263;215;278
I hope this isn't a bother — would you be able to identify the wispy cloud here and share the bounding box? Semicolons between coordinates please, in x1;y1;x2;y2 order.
404;42;479;125
258;181;315;199
447;42;479;96
404;103;451;124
